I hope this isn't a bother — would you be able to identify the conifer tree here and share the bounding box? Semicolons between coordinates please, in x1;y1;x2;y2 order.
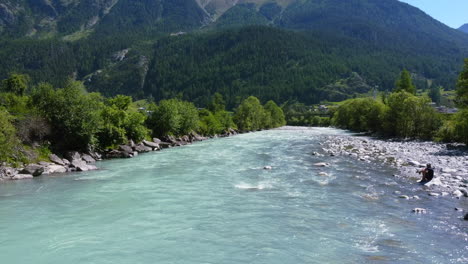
395;69;416;94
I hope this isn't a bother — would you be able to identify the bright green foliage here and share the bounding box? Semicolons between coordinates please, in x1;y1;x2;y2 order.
148;99;199;137
208;93;226;113
384;92;441;139
395;70;416;94
1;74;30;96
234;96;268;131
263;100;286;129
456;58;468;107
199;109;223;136
32;81;104;151
428;86;442;106
215;111;236;132
0;92;31;116
0;108;22;163
332;98;387;132
98;95;149;148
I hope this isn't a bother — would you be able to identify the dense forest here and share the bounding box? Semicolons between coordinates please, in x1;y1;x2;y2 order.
0;74;285;165
332;60;468;145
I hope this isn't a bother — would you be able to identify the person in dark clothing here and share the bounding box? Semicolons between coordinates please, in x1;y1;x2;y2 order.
418;163;434;184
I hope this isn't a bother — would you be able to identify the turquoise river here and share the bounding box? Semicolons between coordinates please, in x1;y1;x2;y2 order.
0;127;467;263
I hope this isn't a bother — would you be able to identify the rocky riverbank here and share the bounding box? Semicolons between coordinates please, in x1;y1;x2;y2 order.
321;134;468;200
0;129;237;181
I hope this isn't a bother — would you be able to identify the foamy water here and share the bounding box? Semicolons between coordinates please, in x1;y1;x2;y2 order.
0;127;466;263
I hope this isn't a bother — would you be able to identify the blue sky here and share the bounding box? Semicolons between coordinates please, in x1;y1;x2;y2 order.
399;0;467;28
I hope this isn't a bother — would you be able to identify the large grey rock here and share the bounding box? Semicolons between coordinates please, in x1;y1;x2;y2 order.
134;143;152;153
71;160;89;172
464;213;468;221
43;165;67;174
0;166;17;179
119;145;133;153
82;154;96;164
49;154;65;166
12;174;34;180
88;151;102;161
65;151;81;161
152;138;161;144
143;140;160;150
20;164;44;177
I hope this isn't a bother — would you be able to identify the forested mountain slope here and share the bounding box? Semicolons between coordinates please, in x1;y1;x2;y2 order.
0;0;467;106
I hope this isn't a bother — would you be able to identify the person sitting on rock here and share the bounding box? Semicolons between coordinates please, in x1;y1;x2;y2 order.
418;163;434;184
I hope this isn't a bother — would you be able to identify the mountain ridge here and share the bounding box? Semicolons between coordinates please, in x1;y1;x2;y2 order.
0;0;467;105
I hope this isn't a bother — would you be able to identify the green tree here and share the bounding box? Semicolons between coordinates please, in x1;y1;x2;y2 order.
148;99;199;137
264;100;286;128
332;98;386;132
32;81;104;151
428;86;441;106
208;93;226;113
0;108;22;163
395;69;416;94
456;58;468;107
1;74;30;96
234;96;267;131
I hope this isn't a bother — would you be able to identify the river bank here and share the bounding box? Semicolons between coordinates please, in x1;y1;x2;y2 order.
0;129;237;182
321;133;468;200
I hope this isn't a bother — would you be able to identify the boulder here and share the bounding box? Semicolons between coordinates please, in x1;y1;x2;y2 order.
0;166;17;179
263;166;272;170
62;159;71;165
20;164;44;177
49;154;65;166
159;142;172;149
318;172;329;176
12;174;34;180
452;190;463;198
152;138;161;144
142;140;160;150
88;151;102;161
65;151;81;161
128;139;135;148
119;145;133;153
71;160;89;172
134;143;152;153
81;154;96;164
43;165;67;174
464;213;468;221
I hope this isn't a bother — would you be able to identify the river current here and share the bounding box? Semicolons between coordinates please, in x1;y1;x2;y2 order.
0;127;467;263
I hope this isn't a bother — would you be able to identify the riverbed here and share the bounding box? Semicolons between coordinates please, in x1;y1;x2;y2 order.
0;127;466;263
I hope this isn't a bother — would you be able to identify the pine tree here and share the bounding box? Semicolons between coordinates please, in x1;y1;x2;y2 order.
395;69;416;94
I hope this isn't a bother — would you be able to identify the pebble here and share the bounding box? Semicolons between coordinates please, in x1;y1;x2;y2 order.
428;192;440;197
263;166;272;170
412;208;427;214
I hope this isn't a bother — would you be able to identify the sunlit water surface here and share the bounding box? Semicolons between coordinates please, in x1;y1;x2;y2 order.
0;127;467;263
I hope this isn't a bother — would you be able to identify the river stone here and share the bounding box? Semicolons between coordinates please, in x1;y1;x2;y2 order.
407;160;420;166
65;151;81;161
442;168;457;173
82;154;96;164
428;192;440;197
134;144;152;153
152;138;161;144
314;162;329;167
464;213;468;221
0;167;17;179
71;160;89;171
43;165;67;174
12;174;34;180
263;166;272;170
318;172;329;176
399;195;410;199
119;145;133;153
143;140;160;150
49;154;65;166
412;208;427;214
20;164;44;177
